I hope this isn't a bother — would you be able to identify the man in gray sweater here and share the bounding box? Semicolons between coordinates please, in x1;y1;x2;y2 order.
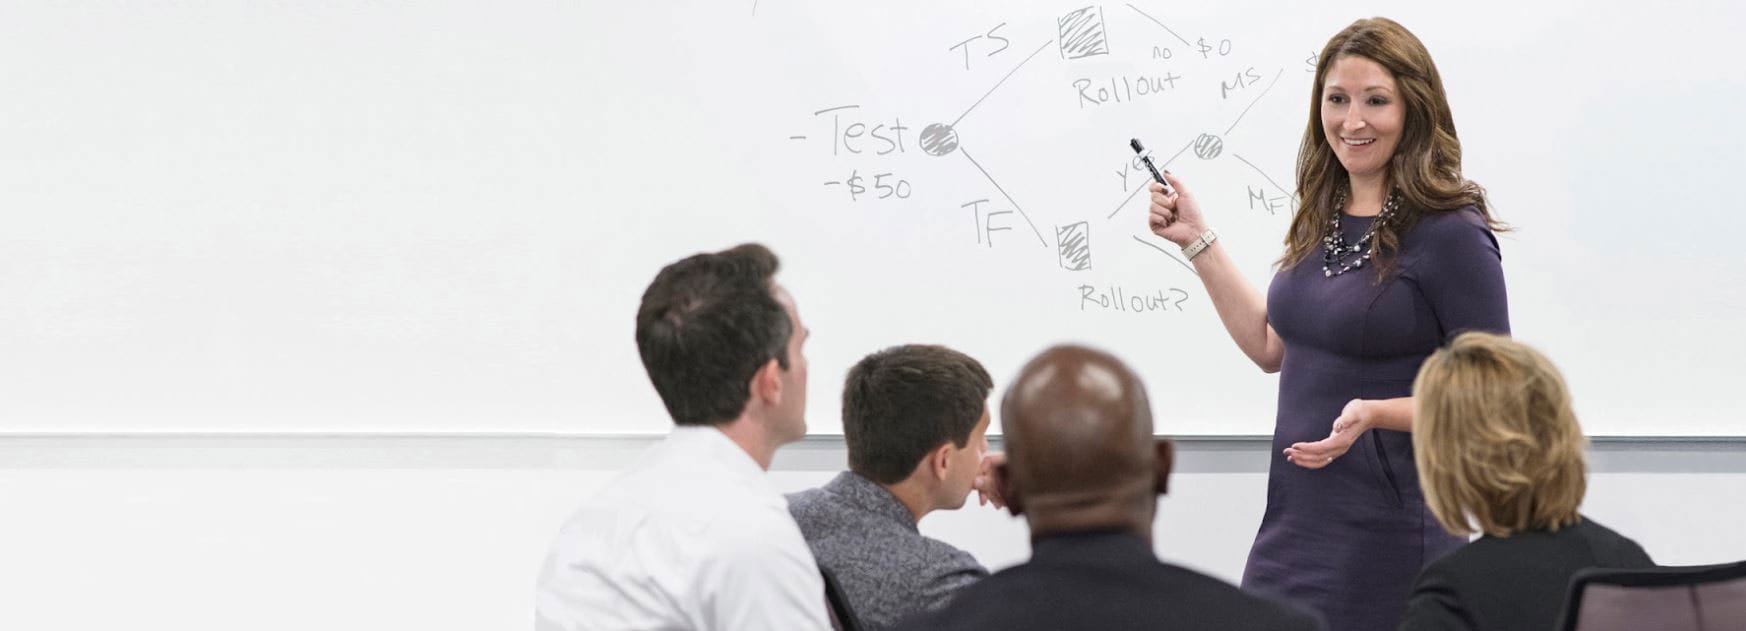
786;344;994;631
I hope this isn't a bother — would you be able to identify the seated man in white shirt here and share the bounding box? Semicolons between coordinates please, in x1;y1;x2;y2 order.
536;243;832;631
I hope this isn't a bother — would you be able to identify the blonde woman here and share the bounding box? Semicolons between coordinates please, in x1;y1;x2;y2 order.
1399;332;1653;631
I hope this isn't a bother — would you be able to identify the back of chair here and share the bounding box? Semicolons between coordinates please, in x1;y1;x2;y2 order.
1559;560;1746;631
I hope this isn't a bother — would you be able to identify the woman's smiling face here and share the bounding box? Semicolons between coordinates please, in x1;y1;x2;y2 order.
1322;55;1404;183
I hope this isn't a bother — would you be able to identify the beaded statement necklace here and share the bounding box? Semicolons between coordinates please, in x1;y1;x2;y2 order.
1321;188;1400;277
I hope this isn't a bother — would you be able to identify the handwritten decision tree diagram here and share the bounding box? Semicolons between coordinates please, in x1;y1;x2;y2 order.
767;4;1319;316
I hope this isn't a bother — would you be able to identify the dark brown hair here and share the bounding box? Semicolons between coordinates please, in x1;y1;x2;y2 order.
843;345;993;484
1284;17;1504;277
634;243;792;426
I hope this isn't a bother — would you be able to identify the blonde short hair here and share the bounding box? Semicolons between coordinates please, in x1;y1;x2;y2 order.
1412;332;1587;537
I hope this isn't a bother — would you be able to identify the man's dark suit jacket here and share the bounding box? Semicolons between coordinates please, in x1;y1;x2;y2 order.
1399;516;1654;631
891;531;1324;631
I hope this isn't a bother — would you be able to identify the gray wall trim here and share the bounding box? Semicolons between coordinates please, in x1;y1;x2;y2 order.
2;433;1741;474
0;431;1738;442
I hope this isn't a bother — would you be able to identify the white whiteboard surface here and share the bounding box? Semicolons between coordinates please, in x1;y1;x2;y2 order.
3;1;1742;436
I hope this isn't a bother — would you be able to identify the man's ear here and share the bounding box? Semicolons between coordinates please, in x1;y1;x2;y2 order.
929;443;954;482
751;357;783;405
996;462;1024;517
1153;439;1175;496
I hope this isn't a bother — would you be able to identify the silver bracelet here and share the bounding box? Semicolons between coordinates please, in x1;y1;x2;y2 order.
1182;229;1218;261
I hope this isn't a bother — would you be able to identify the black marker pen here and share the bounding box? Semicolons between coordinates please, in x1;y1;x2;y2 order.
1129;138;1173;194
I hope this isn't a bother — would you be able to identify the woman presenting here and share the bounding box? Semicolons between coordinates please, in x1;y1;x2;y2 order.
1146;17;1509;631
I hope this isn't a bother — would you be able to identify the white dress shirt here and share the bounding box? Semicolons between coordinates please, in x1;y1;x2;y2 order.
535;425;831;631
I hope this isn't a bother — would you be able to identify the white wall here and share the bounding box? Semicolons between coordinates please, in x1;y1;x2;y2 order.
2;435;1741;631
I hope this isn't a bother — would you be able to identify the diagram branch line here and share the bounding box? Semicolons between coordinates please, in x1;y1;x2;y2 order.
952;39;1054;128
1161;138;1195;169
1126;3;1192;48
961;145;1048;247
1132;235;1200;277
1232;153;1292;198
1107;185;1147;220
1224;68;1285;136
1105;138;1194;220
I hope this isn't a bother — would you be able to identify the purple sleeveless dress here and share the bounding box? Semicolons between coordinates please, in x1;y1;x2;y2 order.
1244;206;1510;631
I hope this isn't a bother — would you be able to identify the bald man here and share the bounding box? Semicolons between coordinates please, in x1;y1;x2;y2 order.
893;345;1323;631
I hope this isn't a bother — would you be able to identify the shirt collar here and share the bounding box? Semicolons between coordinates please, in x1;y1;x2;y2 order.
664;425;767;482
1030;531;1155;564
824;471;918;531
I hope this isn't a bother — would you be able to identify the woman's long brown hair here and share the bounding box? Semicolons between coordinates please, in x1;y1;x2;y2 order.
1283;17;1504;277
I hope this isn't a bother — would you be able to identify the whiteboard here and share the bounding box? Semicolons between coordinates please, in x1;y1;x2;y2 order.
3;1;1743;436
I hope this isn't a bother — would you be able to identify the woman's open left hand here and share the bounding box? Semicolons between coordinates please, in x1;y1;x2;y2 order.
1285;399;1369;470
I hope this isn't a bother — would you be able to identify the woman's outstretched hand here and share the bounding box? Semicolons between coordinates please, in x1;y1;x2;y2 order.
1285;399;1370;470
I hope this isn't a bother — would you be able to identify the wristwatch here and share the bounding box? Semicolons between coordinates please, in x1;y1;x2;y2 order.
1182;228;1218;261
